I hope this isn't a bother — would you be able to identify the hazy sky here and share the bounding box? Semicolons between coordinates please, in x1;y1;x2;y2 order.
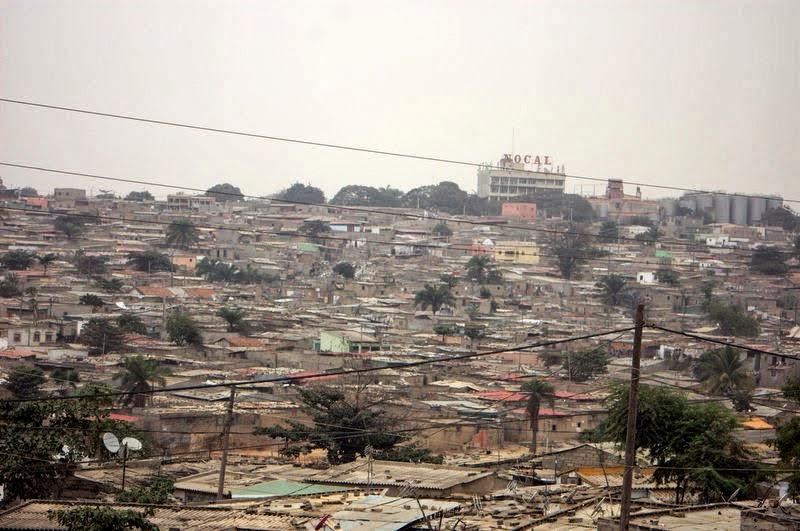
1;0;798;201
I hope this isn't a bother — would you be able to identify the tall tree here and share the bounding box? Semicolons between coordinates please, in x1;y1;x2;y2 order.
750;246;788;275
18;187;38;197
0;273;22;297
763;207;799;231
115;355;170;407
274;183;325;204
37;253;59;273
693;346;752;396
414;284;454;314
594;385;759;504
5;366;46;399
465;255;502;284
598;221;619;243
298;220;331;242
81;318;126;354
166;310;203;346
79;294;104;311
216;307;249;334
431;222;453;237
332;262;356;279
0;250;37;270
206;182;244;202
655;268;680;285
707;302;760;337
74;252;109;276
127;251;174;273
165;219;200;248
564;349;609;382
521;379;554;455
124;190;154;202
596;274;628;306
775;417;800;499
330;185;403;207
256;385;441;464
54;215;88;240
117;313;148;335
552;228;588;279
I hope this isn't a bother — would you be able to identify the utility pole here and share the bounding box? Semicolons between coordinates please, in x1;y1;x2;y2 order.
619;304;645;530
216;386;236;501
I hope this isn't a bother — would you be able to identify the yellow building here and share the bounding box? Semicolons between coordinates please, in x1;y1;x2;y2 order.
492;241;540;265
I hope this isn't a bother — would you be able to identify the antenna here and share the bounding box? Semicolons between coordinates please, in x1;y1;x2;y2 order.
101;432;142;492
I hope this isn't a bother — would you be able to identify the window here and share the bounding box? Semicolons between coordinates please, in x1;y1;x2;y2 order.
13;333;21;342
33;332;41;342
45;333;53;342
577;422;582;428
551;424;557;431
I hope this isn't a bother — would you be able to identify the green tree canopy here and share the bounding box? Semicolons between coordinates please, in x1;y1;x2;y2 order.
655;268;680;285
693;346;752;396
521;379;554;454
0;273;22;297
54;215;89;240
596;274;628;306
195;258;276;284
49;506;158;531
74;252;109;276
332;262;356;279
117;313;148;335
552;228;589;279
414;284;454;314
81;318;126;354
564;349;609;382
206;182;244;202
298;220;331;241
124;190;154;202
707;302;760;337
216;307;249;334
115;355;171;407
19;187;38;197
598;221;619;243
95;277;124;293
127;251;175;273
274;183;325;204
431;222;453;237
330;185;403;207
79;294;104;309
165;219;200;249
763;207;798;231
0;250;37;270
116;476;174;504
594;384;759;503
466;255;502;284
37;253;60;273
775;417;800;499
5;366;46;399
749;246;788;275
166;310;203;346
255;385;441;465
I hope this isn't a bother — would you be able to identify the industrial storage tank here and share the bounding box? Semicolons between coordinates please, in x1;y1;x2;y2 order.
767;196;783;212
748;196;767;224
713;194;731;224
695;193;714;214
678;197;697;213
731;195;748;225
659;198;677;217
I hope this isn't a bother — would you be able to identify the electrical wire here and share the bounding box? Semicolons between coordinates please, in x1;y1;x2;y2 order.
0;97;797;204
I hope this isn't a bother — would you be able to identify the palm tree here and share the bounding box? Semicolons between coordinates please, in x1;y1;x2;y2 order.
165;219;200;249
37;253;59;273
115;355;171;407
24;287;39;325
522;379;554;455
466;255;498;283
217;306;248;333
596;274;627;306
414;284;454;314
693;346;752;396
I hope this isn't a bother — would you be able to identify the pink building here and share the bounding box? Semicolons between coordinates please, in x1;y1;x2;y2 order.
501;202;537;220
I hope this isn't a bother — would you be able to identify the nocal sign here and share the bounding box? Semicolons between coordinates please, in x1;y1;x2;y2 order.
502;154;552;165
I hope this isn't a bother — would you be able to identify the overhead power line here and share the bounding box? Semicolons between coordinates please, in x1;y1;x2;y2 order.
1;97;797;204
649;324;800;363
0;327;636;404
0;161;788;261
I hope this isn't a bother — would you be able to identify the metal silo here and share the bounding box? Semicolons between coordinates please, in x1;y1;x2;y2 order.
748;196;767;225
731;195;748;225
767;196;783;211
678;197;696;213
713;194;731;223
695;193;714;213
659;198;677;217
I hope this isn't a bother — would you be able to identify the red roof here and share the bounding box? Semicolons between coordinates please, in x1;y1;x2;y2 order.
184;288;214;298
474;390;528;402
224;336;265;348
0;349;38;358
108;412;139;422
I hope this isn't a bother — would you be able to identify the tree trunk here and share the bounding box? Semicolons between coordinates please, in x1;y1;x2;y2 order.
529;397;540;455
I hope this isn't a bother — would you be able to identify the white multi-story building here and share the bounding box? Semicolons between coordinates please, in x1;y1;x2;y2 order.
167;193;216;212
477;155;565;200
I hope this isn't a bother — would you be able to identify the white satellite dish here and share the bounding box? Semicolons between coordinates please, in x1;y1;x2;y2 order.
102;432;120;453
115;301;128;310
121;437;142;452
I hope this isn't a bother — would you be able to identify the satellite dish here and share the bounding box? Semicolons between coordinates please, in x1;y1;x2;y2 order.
121;437;142;451
102;432;120;453
115;301;128;310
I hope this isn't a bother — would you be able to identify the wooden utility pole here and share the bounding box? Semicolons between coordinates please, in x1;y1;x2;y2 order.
619;304;645;530
216;386;236;501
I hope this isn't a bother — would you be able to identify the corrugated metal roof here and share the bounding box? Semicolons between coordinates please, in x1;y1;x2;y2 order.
231;479;351;499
